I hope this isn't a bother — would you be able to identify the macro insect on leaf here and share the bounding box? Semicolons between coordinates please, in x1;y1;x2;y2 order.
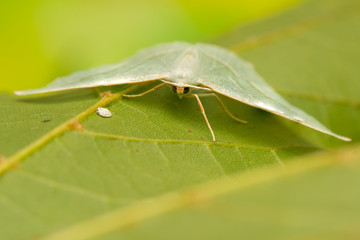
15;42;351;142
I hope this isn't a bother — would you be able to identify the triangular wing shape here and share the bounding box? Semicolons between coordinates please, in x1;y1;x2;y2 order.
14;41;350;141
195;43;350;141
15;42;192;95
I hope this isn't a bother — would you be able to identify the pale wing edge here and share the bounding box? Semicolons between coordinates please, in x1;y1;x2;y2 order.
14;77;166;96
202;84;351;142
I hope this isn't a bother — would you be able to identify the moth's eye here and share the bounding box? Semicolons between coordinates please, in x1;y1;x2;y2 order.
183;87;190;94
172;85;177;93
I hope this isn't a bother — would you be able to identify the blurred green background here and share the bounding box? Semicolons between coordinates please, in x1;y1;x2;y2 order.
0;0;300;93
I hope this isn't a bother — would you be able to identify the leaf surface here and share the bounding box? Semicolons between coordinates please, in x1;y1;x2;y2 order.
0;0;359;239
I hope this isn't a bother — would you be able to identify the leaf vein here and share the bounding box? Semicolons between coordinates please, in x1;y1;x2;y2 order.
16;169;113;203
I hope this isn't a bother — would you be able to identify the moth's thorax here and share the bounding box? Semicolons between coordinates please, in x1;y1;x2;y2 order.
169;47;199;86
175;86;185;99
176;86;186;94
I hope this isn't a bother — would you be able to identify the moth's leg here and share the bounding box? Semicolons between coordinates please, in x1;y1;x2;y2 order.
190;94;216;142
95;87;113;98
195;93;247;124
122;82;167;98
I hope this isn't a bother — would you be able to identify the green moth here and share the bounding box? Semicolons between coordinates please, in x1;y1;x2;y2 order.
15;42;351;142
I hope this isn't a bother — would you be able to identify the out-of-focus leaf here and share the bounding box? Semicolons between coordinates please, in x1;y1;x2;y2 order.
95;144;360;240
0;0;297;92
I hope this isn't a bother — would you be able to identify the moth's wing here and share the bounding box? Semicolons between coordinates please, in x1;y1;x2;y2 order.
195;43;350;141
15;42;192;95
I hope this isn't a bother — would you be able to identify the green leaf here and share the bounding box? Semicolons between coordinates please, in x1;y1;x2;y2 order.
44;144;360;240
0;0;359;239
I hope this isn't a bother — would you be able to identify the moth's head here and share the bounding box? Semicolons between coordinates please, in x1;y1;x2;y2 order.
171;85;190;99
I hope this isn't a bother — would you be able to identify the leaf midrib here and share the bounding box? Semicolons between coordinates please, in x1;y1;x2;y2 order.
0;84;141;176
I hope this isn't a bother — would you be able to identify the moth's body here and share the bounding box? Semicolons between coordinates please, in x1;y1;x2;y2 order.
170;48;199;85
15;42;351;142
163;48;210;93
